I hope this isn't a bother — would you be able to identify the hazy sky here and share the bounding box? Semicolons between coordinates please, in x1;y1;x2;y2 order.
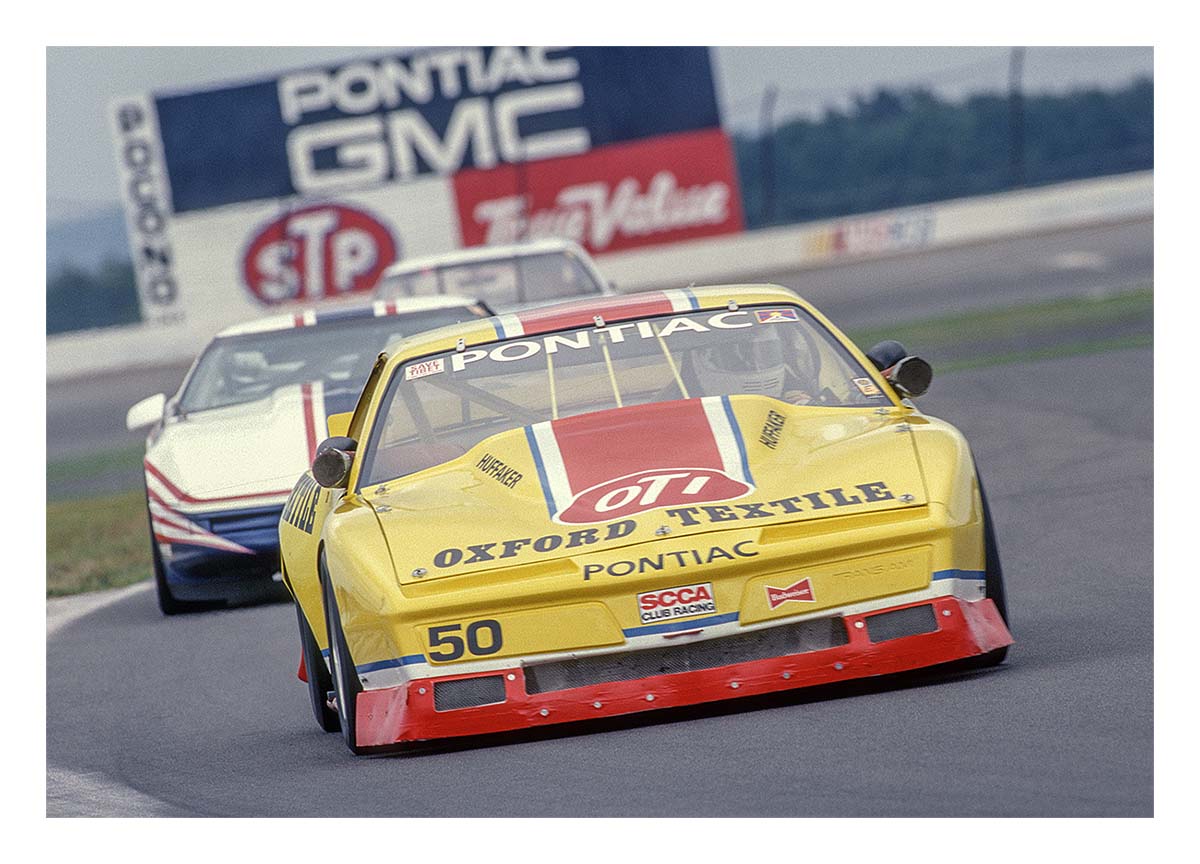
46;46;1151;223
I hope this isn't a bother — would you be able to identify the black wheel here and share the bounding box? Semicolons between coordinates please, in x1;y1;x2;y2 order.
971;467;1009;667
321;555;364;754
296;599;340;733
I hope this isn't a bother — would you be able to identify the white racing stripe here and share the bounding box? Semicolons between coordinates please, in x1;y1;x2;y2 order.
529;421;573;516
699;396;751;485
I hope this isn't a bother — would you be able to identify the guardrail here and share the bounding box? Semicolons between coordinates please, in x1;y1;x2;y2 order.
596;170;1153;290
47;170;1151;382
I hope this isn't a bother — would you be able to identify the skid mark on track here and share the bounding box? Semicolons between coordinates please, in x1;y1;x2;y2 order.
47;766;188;817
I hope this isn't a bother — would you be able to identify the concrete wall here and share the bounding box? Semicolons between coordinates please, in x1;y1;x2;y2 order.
47;171;1152;382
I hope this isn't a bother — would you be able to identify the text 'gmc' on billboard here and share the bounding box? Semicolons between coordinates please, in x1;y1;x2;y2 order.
280;47;591;193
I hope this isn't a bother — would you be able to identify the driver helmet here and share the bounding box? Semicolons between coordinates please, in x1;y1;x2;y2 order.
693;329;786;397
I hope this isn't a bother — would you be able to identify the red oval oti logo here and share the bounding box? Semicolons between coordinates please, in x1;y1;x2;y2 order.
556;467;752;525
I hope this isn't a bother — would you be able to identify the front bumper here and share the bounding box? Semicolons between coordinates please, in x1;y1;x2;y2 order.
161;504;286;602
355;595;1011;748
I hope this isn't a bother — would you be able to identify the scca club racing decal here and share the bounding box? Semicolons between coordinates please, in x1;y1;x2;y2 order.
242;203;398;305
637;582;716;624
525;396;754;524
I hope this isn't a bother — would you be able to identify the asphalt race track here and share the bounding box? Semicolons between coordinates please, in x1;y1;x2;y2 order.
46;218;1151;462
46;345;1153;817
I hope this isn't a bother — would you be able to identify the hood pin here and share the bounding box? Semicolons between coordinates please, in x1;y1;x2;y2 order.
411;567;427;578
655;525;671;536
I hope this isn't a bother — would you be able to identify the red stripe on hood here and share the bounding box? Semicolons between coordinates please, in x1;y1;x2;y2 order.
546;400;752;525
514;293;676;335
551;400;723;492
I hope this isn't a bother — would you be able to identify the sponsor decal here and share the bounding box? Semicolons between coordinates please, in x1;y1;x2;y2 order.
150;47;720;213
242;203;398;305
758;409;786;449
433;519;637;570
282;473;322;534
558;467;751;525
448;309;776;373
804;208;936;260
853;377;882;397
475;452;523;489
526;397;754;524
662;480;897;527
754;308;800;324
585;541;758;581
766;578;815;609
427;481;900;573
405;357;445;381
637;582;717;624
453;128;743;254
109;96;180;323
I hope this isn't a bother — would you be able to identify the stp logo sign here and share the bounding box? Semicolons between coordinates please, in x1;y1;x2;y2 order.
242;204;397;305
556;468;752;525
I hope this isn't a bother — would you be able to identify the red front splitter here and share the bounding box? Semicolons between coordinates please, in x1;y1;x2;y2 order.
355;596;1012;748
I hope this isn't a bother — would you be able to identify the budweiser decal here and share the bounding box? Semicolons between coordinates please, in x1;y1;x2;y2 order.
766;578;815;609
453;128;744;255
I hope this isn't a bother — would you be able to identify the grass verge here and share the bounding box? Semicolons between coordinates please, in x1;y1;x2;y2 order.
846;285;1152;356
47;489;151;597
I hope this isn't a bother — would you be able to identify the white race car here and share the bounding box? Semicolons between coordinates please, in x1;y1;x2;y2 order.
126;296;490;614
373;239;612;310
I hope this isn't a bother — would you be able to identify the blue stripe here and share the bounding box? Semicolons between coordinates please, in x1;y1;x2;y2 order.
623;611;740;637
524;425;558;519
355;654;425;674
932;569;986;581
682;287;700;310
720;395;753;485
493;317;508;339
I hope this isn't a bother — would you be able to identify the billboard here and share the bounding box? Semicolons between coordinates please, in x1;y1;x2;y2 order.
111;47;743;330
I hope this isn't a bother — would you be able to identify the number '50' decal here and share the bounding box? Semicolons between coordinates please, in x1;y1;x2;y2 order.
427;620;503;661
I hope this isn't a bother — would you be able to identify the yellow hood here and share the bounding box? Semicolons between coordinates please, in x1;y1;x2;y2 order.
363;396;926;583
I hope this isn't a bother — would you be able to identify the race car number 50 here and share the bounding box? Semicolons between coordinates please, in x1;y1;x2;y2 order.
427;619;504;661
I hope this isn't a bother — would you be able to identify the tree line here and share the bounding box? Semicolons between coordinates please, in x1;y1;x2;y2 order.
735;77;1153;228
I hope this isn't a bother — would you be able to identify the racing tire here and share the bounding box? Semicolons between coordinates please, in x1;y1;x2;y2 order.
970;468;1009;667
321;554;364;754
296;600;341;733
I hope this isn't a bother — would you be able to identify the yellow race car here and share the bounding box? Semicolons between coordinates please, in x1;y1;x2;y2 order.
279;284;1012;753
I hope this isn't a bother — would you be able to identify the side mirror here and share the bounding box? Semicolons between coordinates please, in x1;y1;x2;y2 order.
312;436;357;489
126;393;166;430
886;355;933;398
866;341;932;398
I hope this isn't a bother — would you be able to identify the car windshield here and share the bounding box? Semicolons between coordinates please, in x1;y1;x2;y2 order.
375;251;602;308
178;306;487;413
359;304;889;487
